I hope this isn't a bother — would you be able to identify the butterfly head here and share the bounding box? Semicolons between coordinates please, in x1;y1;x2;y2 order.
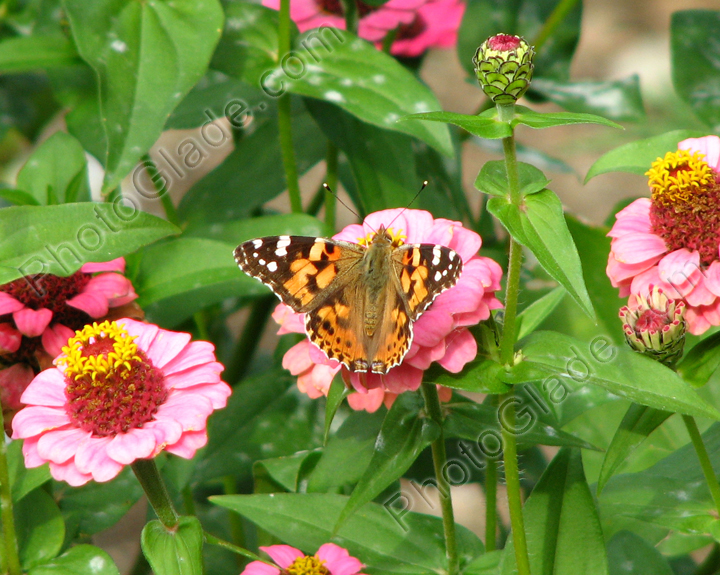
357;224;407;249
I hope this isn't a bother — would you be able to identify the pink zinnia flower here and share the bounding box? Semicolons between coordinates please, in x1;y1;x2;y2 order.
607;135;720;334
12;318;231;486
0;363;35;434
242;543;366;575
0;258;137;357
275;208;503;412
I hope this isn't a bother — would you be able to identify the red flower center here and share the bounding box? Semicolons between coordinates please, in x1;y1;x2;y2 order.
1;271;92;327
488;34;521;51
315;0;378;18
396;14;427;41
648;150;720;266
634;308;670;333
61;322;167;437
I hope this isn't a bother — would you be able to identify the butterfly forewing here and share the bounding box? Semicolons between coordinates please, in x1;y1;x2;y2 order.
393;243;463;320
234;236;364;313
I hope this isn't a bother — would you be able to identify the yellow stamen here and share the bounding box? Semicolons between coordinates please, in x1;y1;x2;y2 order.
646;149;714;206
57;320;141;383
283;556;330;575
357;227;407;247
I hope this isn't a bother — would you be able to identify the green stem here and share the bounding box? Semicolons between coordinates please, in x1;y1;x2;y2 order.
420;382;458;575
381;27;398;53
325;142;338;232
204;531;273;565
181;485;196;516
484;456;497;551
131;459;179;529
277;0;302;214
530;0;580;52
501;394;531;575
499;238;523;365
682;415;720;516
225;295;275;385
340;0;358;34
0;400;21;575
222;475;247;554
141;154;179;227
193;310;210;342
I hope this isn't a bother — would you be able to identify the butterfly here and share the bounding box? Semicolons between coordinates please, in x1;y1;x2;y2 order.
234;225;463;374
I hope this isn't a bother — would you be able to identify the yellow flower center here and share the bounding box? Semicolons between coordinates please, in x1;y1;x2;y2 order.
283;556;330;575
646;149;714;207
357;227;406;247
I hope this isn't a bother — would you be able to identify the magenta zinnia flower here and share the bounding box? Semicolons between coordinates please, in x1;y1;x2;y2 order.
383;0;465;57
242;543;366;575
607;135;720;334
275;208;503;412
12;318;231;486
0;258;137;357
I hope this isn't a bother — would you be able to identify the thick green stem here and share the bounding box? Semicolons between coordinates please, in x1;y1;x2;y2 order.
225;295;275;385
499;239;523;365
381;27;398;53
340;0;358;34
420;382;458;575
325;142;338;232
0;401;21;575
484;456;498;552
682;415;720;516
141;154;179;227
131;459;179;529
278;0;302;214
501;395;531;575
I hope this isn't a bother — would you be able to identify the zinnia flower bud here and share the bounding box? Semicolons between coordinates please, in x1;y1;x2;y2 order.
619;286;686;366
472;33;535;105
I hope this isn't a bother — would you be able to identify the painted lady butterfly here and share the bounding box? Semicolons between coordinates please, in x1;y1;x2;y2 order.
234;225;462;374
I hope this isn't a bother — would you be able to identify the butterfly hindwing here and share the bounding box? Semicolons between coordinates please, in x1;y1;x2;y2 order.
393;243;463;320
234;236;363;313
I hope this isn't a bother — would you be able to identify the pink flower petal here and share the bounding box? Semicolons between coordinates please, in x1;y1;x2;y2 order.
81;257;126;274
158;393;214;430
65;291;109;318
37;427;92;464
607;198;652;238
20;368;67;407
106;429;158;464
0;293;24;315
41;323;76;358
21;436;45;467
611;233;667;264
49;460;92;486
161;341;215;374
347;388;386;412
437;328;477;373
679;136;720;172
657;249;703;297
12;406;71;438
0;323;21;353
164;429;208;458
704;261;720;297
121;318;160;352
241;561;281;575
261;545;305;569
163;362;223;389
12;307;52;337
282;341;315;375
74;436;123;481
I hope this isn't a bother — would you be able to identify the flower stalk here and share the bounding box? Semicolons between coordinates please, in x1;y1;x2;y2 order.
131;459;180;530
0;398;21;575
420;382;458;575
325;141;338;232
683;415;720;517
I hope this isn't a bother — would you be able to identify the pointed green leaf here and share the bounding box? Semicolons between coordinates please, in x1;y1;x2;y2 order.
16;489;65;570
402;109;511;140
512;105;622;130
324;377;351;444
0;189;41;206
212;493;483;574
501;448;609;575
336;392;436;530
474;160;550;198
63;0;224;192
8;440;50;503
272;29;452;156
0;203;179;285
16;132;90;205
585;130;706;182
607;531;673;575
503;331;720;420
28;545;120;575
677;332;720;388
597;404;672;495
0;34;81;73
429;358;511;394
141;516;203;575
516;287;567;340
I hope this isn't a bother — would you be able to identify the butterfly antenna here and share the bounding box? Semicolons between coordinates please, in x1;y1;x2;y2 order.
323;183;361;220
386;180;429;231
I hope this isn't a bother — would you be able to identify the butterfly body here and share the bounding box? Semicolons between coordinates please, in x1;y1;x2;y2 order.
235;225;463;374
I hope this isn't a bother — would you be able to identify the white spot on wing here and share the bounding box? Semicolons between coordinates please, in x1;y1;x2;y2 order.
432;245;442;265
259;259;266;265
252;239;263;248
267;261;278;272
276;247;287;256
434;271;442;281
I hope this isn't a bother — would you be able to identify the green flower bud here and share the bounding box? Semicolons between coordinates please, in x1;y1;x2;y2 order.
619;286;686;367
472;34;535;105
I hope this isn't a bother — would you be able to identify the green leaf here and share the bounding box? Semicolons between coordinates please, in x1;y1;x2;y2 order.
402;109;511;140
0;188;41;206
133;236;267;310
186;213;326;245
607;531;673;575
516;287;567;340
254;451;319;493
210;3;285;86
177;105;326;229
529;77;645;122
141;516;203;575
324;377;351;444
308;410;385;493
0;34;81;73
271;29;452;156
28;545;120;575
488;190;594;318
671;10;720;129
336;393;436;530
512;106;622;130
463;550;503;575
585;130;706;182
195;371;321;483
677;332;720;387
503;331;720;420
501;448;609;575
566;216;624;343
0;203;179;284
306;99;416;214
474;160;550;198
429;358;511;394
16;489;65;569
7;440;50;502
444;401;600;451
597;404;672;495
16;132;90;205
63;0;224;192
212;493;483;574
